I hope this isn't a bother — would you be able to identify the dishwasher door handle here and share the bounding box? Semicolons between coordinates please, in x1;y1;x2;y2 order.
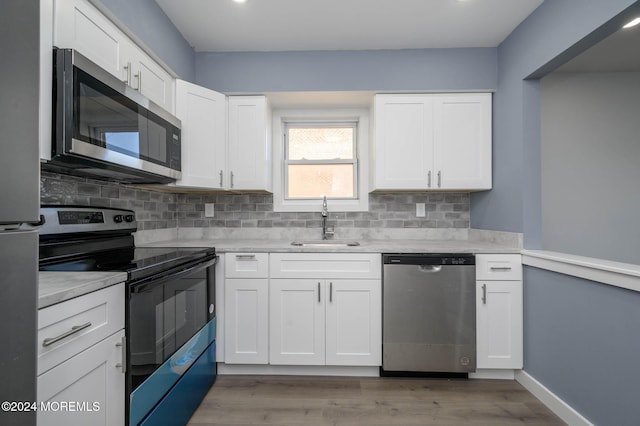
418;265;442;273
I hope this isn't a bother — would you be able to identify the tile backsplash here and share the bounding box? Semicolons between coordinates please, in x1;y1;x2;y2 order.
40;171;177;230
41;172;469;230
174;193;469;229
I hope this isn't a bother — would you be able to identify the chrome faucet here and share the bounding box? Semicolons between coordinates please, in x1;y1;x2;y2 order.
321;195;334;240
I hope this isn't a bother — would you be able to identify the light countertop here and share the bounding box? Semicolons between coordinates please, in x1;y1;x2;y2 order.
138;238;521;254
38;237;519;308
39;271;127;309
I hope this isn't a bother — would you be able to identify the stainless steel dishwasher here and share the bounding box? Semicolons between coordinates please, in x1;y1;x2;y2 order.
382;253;476;375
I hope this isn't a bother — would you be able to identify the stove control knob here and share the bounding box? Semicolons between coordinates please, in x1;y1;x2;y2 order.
114;215;124;223
125;215;135;223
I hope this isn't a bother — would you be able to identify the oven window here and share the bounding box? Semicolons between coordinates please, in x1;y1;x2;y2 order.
129;267;211;391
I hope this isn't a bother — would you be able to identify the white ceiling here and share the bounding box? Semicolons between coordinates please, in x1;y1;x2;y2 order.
155;0;544;52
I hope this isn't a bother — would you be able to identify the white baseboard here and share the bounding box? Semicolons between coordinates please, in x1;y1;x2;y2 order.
515;370;593;426
469;369;515;380
217;363;380;377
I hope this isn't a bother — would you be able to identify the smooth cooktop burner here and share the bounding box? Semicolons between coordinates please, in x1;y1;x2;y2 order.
40;246;216;282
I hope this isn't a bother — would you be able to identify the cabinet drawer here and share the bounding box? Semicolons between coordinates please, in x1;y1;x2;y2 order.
270;253;381;279
225;253;269;278
38;284;125;375
476;254;522;281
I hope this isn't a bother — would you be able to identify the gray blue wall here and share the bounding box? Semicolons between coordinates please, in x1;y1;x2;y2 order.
470;0;638;237
96;0;195;81
524;267;640;426
195;48;497;93
541;72;640;264
489;2;640;425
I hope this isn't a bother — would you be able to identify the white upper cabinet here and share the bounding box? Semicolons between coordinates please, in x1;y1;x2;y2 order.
433;94;492;189
227;96;272;191
372;95;435;189
122;41;175;113
54;0;126;79
174;80;226;189
173;93;272;191
372;93;492;191
54;0;175;113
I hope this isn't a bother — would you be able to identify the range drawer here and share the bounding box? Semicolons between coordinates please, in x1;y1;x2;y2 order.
38;283;125;375
225;253;269;278
476;254;522;281
270;253;381;279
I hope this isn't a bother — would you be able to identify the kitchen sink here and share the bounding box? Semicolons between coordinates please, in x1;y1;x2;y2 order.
291;240;360;247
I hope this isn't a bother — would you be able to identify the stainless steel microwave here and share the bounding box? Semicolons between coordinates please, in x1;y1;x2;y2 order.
46;48;181;184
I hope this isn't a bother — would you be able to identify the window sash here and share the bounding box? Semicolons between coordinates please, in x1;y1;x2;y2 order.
284;159;358;200
284;121;358;200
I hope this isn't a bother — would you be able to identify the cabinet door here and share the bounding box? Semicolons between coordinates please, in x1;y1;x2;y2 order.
476;281;523;369
373;95;434;190
130;46;175;114
37;330;125;426
174;80;227;189
270;279;324;365
433;94;492;190
325;280;381;366
54;0;127;79
227;96;271;191
224;278;269;364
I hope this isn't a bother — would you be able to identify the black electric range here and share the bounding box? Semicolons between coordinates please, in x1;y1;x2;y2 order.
38;205;219;426
38;205;216;282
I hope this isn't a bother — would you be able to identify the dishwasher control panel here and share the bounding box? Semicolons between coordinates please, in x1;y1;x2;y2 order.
383;254;475;266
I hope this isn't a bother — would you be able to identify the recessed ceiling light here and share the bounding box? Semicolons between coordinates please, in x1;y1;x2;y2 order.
232;0;246;3
623;17;640;28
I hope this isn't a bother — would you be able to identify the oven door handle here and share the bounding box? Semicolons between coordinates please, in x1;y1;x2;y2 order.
130;255;218;293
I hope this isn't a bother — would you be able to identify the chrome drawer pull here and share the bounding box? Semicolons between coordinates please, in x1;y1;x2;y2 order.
42;322;92;347
115;335;126;373
482;284;487;305
490;266;512;271
236;254;256;260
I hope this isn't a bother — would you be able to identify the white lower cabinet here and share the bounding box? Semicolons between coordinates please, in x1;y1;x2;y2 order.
224;278;269;364
37;330;125;426
37;284;125;426
269;253;382;367
224;253;270;364
269;278;381;366
475;254;523;369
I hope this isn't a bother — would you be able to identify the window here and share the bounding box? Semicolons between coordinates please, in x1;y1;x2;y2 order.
272;109;369;212
284;123;357;199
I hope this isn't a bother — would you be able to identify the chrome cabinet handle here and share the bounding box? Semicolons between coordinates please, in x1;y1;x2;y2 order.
123;62;132;85
427;171;432;188
318;282;321;303
437;171;442;188
135;71;142;91
230;171;234;188
42;322;92;347
115;335;126;373
219;170;223;187
490;266;512;271
482;284;487;305
236;254;256;260
329;282;333;303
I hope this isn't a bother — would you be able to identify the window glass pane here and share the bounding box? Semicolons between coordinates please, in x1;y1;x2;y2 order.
288;127;353;160
287;164;354;198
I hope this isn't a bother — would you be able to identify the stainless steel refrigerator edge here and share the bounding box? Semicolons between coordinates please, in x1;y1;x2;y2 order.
0;1;40;425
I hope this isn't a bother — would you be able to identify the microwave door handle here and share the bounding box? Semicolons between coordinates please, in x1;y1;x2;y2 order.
131;256;218;293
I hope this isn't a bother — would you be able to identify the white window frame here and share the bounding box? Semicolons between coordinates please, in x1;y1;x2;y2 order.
284;121;358;200
272;108;370;212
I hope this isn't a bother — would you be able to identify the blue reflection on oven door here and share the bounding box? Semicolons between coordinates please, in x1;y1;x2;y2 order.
130;318;216;426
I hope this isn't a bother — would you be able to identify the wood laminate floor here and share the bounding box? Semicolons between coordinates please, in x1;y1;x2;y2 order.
187;375;566;425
